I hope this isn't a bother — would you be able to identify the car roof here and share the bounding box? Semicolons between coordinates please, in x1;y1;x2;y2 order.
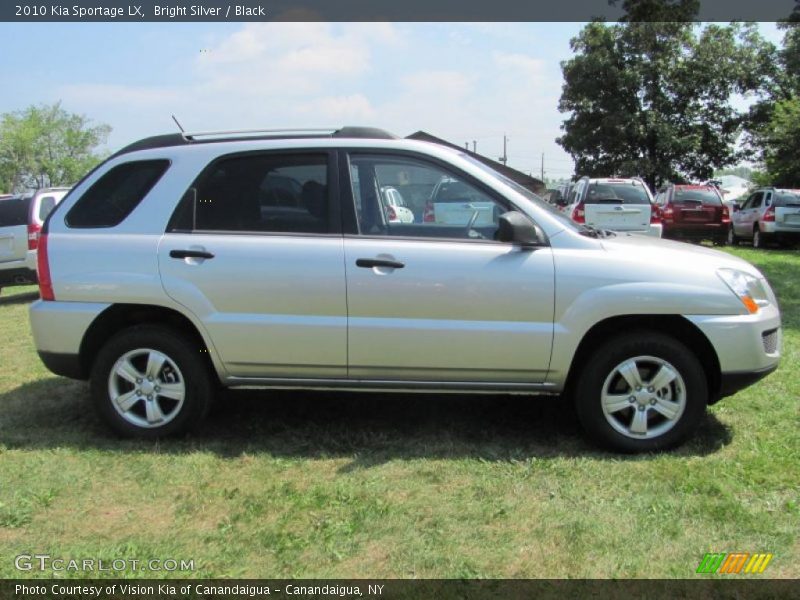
673;184;716;190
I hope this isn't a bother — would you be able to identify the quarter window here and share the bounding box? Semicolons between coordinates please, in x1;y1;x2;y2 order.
66;160;169;228
169;154;329;234
348;155;508;241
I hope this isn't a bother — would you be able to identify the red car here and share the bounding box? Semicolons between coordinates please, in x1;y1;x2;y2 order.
654;184;730;245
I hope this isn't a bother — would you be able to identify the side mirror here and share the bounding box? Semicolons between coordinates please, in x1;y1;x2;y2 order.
497;211;543;247
731;202;740;212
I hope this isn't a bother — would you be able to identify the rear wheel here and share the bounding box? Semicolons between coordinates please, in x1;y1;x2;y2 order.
574;331;707;452
90;325;213;437
753;227;763;249
727;226;738;246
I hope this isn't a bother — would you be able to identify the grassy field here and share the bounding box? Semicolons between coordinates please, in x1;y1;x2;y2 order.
0;246;798;579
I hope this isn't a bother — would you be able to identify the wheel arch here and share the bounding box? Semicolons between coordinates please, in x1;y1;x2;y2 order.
563;314;723;404
78;303;222;383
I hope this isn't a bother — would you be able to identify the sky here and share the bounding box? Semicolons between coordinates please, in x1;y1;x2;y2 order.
0;22;786;182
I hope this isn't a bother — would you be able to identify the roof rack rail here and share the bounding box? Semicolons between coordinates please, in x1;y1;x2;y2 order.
183;128;338;141
111;126;398;158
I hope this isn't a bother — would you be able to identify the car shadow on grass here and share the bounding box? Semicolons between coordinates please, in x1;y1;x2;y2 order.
0;291;38;306
0;377;732;466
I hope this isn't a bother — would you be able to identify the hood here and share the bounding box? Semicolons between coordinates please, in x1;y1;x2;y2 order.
599;233;764;278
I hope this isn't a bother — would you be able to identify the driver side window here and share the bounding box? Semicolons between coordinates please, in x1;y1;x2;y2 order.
348;154;508;241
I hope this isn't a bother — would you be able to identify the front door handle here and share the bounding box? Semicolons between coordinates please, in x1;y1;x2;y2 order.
170;249;215;260
356;258;405;269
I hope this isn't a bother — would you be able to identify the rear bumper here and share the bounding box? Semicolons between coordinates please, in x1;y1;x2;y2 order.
663;223;729;240
759;224;800;240
0;266;37;286
37;351;86;380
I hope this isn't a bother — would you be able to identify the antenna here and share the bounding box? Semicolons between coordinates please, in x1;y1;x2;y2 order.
172;115;186;135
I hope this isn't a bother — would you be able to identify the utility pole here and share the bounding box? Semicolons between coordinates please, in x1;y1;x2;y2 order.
541;153;545;182
498;134;508;165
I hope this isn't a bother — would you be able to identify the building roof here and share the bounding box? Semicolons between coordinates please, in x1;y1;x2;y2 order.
406;131;545;193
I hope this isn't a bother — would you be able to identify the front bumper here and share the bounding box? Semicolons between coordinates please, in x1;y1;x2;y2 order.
686;303;781;399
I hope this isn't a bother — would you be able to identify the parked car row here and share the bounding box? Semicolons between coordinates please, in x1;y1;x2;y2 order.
0;187;70;294
550;177;800;250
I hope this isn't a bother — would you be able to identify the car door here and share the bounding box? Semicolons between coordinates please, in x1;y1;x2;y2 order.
735;192;764;237
158;150;347;379
341;151;555;384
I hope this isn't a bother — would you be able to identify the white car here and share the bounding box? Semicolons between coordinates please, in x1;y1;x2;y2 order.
380;187;415;223
424;177;497;226
25;187;71;271
565;177;662;237
0;194;36;293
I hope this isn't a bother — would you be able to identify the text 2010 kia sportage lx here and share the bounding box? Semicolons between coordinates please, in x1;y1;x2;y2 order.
29;127;781;452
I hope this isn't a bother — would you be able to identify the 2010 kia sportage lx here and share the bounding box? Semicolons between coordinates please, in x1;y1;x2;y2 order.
29;127;781;452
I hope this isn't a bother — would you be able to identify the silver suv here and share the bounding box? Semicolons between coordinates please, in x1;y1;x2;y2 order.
730;187;800;248
29;127;781;452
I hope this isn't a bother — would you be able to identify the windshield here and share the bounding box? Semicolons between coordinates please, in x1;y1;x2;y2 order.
459;154;581;231
774;191;800;207
673;188;722;206
586;182;651;204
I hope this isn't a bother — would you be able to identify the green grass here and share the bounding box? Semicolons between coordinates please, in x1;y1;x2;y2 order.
0;248;798;579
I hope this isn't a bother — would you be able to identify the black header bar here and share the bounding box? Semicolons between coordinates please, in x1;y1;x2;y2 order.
3;0;799;22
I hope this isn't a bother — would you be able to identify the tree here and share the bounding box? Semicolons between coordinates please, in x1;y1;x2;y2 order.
557;14;772;190
745;22;800;186
0;102;110;192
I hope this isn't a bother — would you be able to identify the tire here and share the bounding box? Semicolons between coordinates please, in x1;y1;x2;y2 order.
573;331;707;453
90;325;214;437
727;226;738;246
753;227;763;249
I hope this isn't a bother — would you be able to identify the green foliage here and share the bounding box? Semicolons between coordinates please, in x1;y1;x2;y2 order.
557;17;772;190
759;97;800;187
0;102;110;193
743;23;800;187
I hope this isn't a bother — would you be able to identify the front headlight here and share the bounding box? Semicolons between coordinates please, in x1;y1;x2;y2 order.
717;268;770;314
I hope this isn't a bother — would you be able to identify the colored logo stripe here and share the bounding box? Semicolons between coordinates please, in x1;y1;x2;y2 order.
696;553;773;574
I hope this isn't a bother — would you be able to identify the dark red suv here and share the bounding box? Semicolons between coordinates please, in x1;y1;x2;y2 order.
654;184;730;245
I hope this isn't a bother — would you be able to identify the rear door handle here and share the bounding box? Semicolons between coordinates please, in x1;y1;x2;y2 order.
170;249;215;260
356;258;405;269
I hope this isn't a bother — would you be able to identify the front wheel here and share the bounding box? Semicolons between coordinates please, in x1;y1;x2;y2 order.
90;325;213;437
574;331;707;452
726;226;738;246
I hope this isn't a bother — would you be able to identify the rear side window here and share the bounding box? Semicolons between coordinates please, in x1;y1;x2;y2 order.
65;160;170;228
38;196;57;221
0;197;32;227
774;192;800;207
585;182;650;204
673;188;722;206
168;153;329;234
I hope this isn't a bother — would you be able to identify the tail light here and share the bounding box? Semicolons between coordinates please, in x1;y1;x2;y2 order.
423;201;435;223
661;203;674;221
37;233;55;301
386;205;397;221
27;223;41;250
650;205;661;225
571;202;585;224
763;206;775;222
721;205;731;223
